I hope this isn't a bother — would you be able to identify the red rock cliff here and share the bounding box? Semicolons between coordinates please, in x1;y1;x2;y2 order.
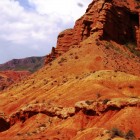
45;29;74;64
45;0;140;64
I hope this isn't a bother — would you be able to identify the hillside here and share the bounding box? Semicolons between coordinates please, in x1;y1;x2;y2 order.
0;56;45;91
0;71;30;91
0;56;45;73
0;0;140;139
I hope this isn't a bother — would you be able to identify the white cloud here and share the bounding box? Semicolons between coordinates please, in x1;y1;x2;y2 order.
0;0;92;64
28;0;91;22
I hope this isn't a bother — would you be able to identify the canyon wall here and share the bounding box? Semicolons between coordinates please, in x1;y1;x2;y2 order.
45;0;140;64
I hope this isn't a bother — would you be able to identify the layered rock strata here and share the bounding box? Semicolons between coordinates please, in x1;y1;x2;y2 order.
0;98;140;132
46;0;140;64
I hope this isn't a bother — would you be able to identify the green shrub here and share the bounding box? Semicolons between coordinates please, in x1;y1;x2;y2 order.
125;130;135;140
103;99;110;104
125;42;140;57
110;128;124;138
85;100;93;105
58;57;67;64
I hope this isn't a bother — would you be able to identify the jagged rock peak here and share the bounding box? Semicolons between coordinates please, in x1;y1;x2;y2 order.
45;0;140;64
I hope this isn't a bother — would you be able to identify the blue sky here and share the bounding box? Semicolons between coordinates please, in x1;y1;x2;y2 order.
17;0;30;8
0;0;92;64
17;0;33;11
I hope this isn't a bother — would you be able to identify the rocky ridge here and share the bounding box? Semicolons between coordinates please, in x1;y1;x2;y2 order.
0;56;45;91
46;0;140;64
0;97;140;131
0;56;45;73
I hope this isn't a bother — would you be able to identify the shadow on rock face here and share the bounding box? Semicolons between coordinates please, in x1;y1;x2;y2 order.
0;118;10;132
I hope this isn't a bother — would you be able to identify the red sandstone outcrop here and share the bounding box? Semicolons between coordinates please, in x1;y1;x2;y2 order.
46;0;140;64
45;29;74;64
0;97;140;133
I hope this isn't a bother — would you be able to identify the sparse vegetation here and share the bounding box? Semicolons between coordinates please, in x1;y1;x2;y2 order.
109;128;136;139
105;42;123;54
35;100;39;104
103;99;110;104
58;57;67;64
125;42;140;57
110;128;124;138
85;100;93;105
17;133;21;136
75;76;79;79
39;124;46;127
128;85;134;88
96;93;101;98
125;130;135;140
130;96;138;99
75;56;79;59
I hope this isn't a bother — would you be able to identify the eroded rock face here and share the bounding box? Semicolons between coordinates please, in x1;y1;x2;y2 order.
45;29;74;64
45;0;140;64
57;29;74;50
1;98;140;132
102;0;139;45
74;0;140;46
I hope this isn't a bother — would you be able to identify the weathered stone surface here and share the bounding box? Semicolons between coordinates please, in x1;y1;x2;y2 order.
1;97;140;133
46;0;140;64
45;29;74;64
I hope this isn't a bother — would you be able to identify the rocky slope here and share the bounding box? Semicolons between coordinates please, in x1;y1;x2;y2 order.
0;0;140;139
0;70;140;139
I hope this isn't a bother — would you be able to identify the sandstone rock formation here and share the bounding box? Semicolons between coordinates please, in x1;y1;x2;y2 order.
0;0;140;139
45;29;74;64
46;0;140;64
0;97;140;132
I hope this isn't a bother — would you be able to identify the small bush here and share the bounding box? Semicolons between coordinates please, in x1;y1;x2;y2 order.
128;85;134;89
17;133;21;136
105;45;109;49
96;93;101;98
130;96;138;99
109;128;136;139
85;100;93;105
103;99;110;104
96;41;100;46
39;124;46;127
125;42;140;57
58;57;66;64
75;56;79;59
110;128;124;138
125;130;135;140
75;76;79;79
